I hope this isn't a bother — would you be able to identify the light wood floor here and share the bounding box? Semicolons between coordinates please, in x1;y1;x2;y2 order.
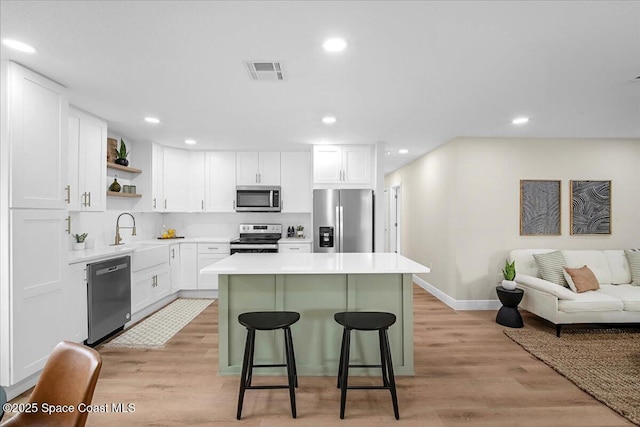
6;286;632;426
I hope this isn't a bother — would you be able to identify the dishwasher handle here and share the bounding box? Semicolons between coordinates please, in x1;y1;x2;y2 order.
96;263;128;276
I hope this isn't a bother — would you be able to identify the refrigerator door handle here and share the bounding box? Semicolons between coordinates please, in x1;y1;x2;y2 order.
339;205;344;252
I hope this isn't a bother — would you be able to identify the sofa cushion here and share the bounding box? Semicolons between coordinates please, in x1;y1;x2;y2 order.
558;291;624;313
604;250;632;284
562;250;612;285
533;251;567;287
515;274;577;300
563;266;600;293
598;284;640;312
624;250;640;285
510;249;555;277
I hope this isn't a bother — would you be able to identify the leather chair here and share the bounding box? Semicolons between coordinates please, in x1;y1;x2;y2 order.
1;341;102;427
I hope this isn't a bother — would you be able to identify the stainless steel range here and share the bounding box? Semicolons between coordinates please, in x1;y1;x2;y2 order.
230;224;282;254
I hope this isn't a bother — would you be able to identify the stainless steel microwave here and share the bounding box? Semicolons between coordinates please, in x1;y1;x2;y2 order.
235;186;281;212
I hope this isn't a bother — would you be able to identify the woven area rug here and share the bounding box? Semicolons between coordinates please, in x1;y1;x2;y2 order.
104;298;213;349
505;328;640;425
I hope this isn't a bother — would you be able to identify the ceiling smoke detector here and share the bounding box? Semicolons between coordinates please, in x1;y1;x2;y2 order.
244;61;285;81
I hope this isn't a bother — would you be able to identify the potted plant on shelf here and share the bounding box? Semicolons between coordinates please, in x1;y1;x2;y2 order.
114;138;129;166
73;233;88;251
296;225;304;238
501;259;517;290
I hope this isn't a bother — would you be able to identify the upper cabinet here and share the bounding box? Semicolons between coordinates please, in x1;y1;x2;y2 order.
162;147;190;212
281;152;312;213
313;145;372;187
237;152;280;186
205;152;236;212
189;152;206;212
68;107;107;211
8;62;69;209
151;143;164;211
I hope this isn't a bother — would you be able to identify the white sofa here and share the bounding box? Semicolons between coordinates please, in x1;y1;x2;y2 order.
510;249;640;336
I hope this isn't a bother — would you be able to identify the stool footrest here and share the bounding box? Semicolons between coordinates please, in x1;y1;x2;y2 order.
348;364;382;368
252;363;287;368
246;385;291;390
347;385;391;390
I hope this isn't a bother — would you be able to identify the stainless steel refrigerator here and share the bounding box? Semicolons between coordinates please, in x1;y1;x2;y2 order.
313;189;374;253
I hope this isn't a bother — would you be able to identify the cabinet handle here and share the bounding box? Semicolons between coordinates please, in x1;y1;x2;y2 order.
256;173;258;183
233;200;236;209
65;185;70;203
87;192;91;207
290;247;300;250
153;198;157;208
164;199;167;209
65;215;71;234
208;247;219;250
171;248;175;259
258;173;261;183
201;200;204;210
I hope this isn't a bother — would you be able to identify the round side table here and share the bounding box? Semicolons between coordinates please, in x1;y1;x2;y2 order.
496;286;524;328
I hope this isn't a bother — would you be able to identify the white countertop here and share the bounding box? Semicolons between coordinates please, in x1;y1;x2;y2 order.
200;252;430;275
68;236;231;264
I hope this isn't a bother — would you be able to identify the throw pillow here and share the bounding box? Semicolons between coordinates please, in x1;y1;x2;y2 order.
563;266;600;293
624;249;640;285
533;251;568;287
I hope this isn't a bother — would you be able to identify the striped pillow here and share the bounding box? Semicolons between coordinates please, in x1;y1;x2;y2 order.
533;251;568;287
624;250;640;285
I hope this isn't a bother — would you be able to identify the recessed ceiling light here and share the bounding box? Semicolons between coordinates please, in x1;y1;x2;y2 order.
323;38;347;52
185;139;197;145
385;151;391;156
398;149;408;154
512;117;529;125
322;116;337;125
2;38;37;53
144;117;160;124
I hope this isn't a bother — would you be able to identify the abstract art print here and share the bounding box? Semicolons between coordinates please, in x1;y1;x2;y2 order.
570;180;611;235
520;180;561;235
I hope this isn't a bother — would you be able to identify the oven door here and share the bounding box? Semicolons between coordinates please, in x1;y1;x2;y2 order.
230;244;279;255
236;186;281;212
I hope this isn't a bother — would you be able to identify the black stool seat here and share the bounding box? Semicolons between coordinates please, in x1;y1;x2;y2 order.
239;311;300;330
335;311;400;420
334;311;396;330
236;311;300;420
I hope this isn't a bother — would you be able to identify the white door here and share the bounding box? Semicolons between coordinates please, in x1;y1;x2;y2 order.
131;270;154;313
9;62;69;209
154;268;171;301
281;152;312;212
179;243;198;290
257;152;281;185
313;145;342;184
342;145;371;184
163;147;190;212
67;263;89;343
79;113;107;211
10;209;68;383
189;152;205;212
390;185;402;254
67;114;82;211
151;144;164;211
205;152;236;212
236;152;259;185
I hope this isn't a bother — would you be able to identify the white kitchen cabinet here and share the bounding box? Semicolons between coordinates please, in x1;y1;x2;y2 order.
151;143;164;211
278;242;312;253
236;152;281;186
313;145;372;186
67;263;89;343
9;209;69;383
68;107;107;211
189;152;205;212
131;246;170;314
169;244;181;294
8;61;69;209
281;152;312;212
205;152;236;212
162;147;190;212
179;243;198;290
197;243;230;290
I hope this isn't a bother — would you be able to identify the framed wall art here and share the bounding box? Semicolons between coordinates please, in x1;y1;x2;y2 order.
520;180;561;236
570;180;611;235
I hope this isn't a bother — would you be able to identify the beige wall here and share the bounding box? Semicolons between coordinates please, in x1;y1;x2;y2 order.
386;137;640;301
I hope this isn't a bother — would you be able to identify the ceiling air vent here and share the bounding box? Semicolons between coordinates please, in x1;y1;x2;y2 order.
244;61;285;82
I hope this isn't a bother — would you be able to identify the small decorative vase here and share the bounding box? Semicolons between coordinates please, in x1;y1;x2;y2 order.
114;158;129;167
109;178;121;192
501;279;517;291
296;231;304;238
73;242;85;251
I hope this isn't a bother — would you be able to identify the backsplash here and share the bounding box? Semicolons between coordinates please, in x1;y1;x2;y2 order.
69;211;164;249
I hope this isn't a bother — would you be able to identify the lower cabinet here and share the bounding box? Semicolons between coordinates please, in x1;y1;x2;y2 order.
197;243;230;290
179;243;198;290
131;263;170;314
67;263;89;344
278;242;312;253
169;244;181;293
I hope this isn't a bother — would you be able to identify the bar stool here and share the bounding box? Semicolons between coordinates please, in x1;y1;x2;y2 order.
334;311;399;420
236;311;300;420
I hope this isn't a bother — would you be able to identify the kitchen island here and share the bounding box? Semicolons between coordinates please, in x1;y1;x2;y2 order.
201;252;429;376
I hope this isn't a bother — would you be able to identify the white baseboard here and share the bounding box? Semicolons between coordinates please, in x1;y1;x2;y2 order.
412;274;501;311
3;371;39;400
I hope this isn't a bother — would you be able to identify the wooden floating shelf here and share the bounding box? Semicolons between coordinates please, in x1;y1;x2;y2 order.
107;191;142;198
106;162;142;174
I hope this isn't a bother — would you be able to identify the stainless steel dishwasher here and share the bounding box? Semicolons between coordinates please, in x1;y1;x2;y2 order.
87;256;131;345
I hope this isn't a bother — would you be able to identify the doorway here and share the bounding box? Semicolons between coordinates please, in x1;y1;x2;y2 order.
389;184;402;254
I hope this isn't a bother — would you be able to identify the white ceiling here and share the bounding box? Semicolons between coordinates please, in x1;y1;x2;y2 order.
2;1;639;173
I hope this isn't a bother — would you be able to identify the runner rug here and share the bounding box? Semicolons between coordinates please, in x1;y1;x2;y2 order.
504;328;640;425
104;298;213;349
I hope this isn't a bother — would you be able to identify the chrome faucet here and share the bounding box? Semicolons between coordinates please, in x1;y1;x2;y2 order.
113;212;137;245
